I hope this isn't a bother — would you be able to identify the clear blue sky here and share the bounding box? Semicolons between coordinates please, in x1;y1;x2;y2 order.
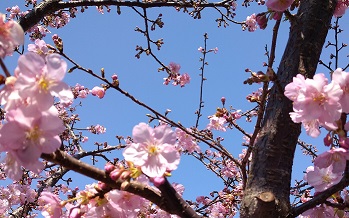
1;0;348;216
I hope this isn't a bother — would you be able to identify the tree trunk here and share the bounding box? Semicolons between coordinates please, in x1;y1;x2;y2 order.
240;1;337;217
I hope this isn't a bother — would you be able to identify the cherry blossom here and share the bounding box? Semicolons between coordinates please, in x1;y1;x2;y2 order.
266;0;294;12
334;0;349;17
245;14;257;32
38;191;63;218
123;123;180;178
0;106;65;178
299;205;335;218
286;73;343;137
14;52;74;109
314;148;349;173
304;165;342;192
163;62;191;87
332;68;349;112
207;116;227;132
176;128;200;154
88;124;106;134
0;13;24;58
293;74;342;123
6;6;21;19
27;39;50;57
107;190;145;217
178;73;191;87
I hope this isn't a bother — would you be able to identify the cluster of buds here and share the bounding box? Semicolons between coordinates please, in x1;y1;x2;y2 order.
105;162;142;189
243;69;270;85
215;107;241;124
52;34;63;52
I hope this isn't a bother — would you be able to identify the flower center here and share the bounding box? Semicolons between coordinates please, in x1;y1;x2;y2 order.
26;126;41;142
313;93;326;105
148;144;158;155
322;174;332;183
38;76;50;92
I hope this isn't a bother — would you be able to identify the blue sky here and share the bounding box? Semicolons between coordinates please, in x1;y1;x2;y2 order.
1;0;348;216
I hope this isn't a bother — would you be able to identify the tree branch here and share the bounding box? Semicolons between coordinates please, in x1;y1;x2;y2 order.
41;150;200;217
19;0;234;32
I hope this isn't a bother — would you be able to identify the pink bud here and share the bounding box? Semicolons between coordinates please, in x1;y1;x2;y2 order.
339;137;349;149
323;133;332;146
256;13;267;29
109;169;121;181
111;74;118;80
150;177;165;186
91;86;105;99
104;162;115;173
98;181;109;191
221;97;226;105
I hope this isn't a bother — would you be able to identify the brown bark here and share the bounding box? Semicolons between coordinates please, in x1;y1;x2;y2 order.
240;1;337;217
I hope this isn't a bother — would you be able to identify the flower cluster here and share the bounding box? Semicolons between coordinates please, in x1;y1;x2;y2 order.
87;124;106;134
0;51;73;180
300;148;349;216
206;106;242;131
304;148;349;192
176;128;201;154
38;183;146;218
285;70;349;215
0;183;36;215
163;62;191;87
0;13;24;58
285;71;347;138
245;14;257;32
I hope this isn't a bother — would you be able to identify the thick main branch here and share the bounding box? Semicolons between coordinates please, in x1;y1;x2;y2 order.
19;0;232;32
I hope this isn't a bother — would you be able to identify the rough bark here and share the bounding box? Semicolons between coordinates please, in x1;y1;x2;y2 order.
240;1;337;217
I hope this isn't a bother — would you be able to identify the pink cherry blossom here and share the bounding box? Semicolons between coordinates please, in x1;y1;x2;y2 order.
176;128;200;154
245;14;257;32
300;119;321;138
332;68;349;112
15;52;73;109
207;116;227;132
38;191;63;218
123;123;180;178
107;190;145;217
0;13;24;58
299;205;335;218
314;148;349;173
179;73;190;87
0;106;64;177
91;86;105;99
304;165;342;192
74;83;89;98
6;6;22;19
266;0;294;12
334;0;349;17
168;62;181;74
286;73;343;133
284;74;306;101
28;39;49;57
88;124;106;134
